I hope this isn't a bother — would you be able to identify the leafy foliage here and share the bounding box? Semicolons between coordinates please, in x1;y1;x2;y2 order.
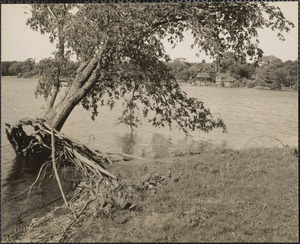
166;55;297;90
254;56;298;89
35;58;58;100
35;58;79;101
26;4;75;45
25;2;294;133
2;59;37;77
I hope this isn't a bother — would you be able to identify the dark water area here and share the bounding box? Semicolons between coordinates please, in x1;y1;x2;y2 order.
1;76;298;234
1;157;74;234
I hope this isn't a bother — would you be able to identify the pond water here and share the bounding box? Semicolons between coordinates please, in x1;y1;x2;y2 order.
1;76;298;233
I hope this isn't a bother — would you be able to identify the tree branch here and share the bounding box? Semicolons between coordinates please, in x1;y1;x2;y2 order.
153;16;187;29
45;5;58;23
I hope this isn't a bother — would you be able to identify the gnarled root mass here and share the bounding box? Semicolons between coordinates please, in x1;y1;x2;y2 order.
5;119;125;233
5;119;115;171
5;119;116;178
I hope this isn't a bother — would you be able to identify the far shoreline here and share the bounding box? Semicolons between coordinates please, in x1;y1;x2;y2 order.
2;76;297;92
179;82;297;92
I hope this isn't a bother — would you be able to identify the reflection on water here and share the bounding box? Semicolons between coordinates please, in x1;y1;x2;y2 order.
1;76;298;233
151;134;173;158
2;157;50;232
1;156;74;233
3;156;45;194
117;132;138;155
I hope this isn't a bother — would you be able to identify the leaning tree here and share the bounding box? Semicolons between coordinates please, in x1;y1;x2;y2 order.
5;2;294;216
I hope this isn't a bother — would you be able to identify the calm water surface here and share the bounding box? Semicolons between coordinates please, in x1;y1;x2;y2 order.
1;76;298;233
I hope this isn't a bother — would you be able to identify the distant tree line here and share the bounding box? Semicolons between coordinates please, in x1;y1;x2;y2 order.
166;53;298;90
2;54;297;90
1;58;37;78
1;58;79;79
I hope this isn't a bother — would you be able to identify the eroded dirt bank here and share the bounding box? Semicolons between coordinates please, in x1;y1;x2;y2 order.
2;146;298;243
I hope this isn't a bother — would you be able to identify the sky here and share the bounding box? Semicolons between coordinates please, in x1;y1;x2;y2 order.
1;2;298;63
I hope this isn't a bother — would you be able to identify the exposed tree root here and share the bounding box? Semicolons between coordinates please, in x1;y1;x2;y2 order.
5;119;119;226
5;118;149;243
50;127;77;219
5;119;116;178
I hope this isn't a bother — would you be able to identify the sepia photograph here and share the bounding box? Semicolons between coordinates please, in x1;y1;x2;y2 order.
1;1;298;242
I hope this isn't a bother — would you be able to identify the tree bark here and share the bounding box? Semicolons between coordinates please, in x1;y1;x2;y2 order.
6;41;111;157
45;26;64;113
46;84;59;113
43;45;108;131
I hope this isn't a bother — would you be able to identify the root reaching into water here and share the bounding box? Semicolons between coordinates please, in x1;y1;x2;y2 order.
5;119;119;223
18;161;51;218
50;127;77;219
5;118;149;242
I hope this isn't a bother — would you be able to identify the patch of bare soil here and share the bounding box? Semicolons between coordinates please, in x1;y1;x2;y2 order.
3;147;298;243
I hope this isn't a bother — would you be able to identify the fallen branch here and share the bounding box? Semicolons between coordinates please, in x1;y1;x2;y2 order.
244;135;286;149
107;152;146;160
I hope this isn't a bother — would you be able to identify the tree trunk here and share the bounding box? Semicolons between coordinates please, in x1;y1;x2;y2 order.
46;84;60;113
45;26;64;113
44;39;112;130
43;55;101;131
6;41;111;158
5;59;99;156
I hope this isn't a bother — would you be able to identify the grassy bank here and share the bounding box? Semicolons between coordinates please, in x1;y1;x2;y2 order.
2;146;298;243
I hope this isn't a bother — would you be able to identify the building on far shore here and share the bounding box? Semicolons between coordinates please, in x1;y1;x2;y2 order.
195;72;212;86
215;72;237;87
